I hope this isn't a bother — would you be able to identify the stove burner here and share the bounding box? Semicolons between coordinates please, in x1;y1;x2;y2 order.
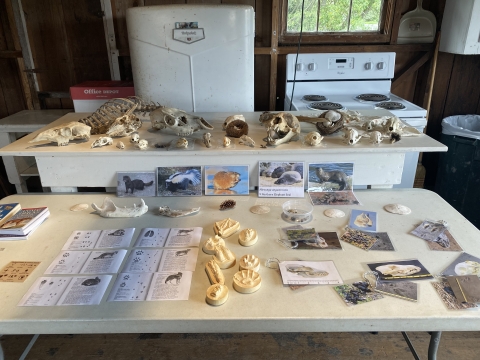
375;101;406;110
307;102;344;111
356;94;390;102
302;95;327;102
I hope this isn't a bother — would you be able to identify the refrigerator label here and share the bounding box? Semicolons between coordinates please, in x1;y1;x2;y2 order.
173;29;205;44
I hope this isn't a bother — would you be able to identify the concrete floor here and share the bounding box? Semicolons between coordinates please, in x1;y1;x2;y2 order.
2;332;480;359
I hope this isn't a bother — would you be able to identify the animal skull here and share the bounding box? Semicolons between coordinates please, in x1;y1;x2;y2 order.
29;121;91;146
305;131;323;146
259;112;301;146
203;132;212;148
150;106;214;136
383;117;402;133
130;133;140;143
105;104;143;137
176;137;188;148
239;135;255;147
370;131;383;145
135;139;148;150
343;128;362;145
223;136;231;147
223;114;245;130
362;118;384;131
116;141;125;149
91;136;113;148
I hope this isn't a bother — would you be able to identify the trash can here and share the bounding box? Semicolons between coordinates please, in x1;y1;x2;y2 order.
435;115;480;229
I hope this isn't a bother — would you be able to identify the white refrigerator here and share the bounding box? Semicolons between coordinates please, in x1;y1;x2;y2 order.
127;4;255;112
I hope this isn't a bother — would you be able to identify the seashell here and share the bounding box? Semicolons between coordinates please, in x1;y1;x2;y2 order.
116;141;125;149
70;203;89;212
225;119;249;138
239;254;260;272
213;218;240;237
205;259;225;284
158;206;200;217
91;197;148;218
206;284;229;306
220;199;236;210
213;171;241;190
250;205;270;214
324;209;345;218
305;131;323;146
384;203;411;215
233;269;262;293
213;244;236;269
202;235;225;255
238;228;258;247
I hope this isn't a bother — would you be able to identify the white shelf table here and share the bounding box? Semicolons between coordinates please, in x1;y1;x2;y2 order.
0;111;446;192
0;189;478;360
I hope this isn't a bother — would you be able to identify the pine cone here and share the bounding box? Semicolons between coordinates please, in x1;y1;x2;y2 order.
220;199;236;210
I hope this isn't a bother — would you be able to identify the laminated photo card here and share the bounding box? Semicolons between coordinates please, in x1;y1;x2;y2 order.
348;209;378;232
156;166;202;196
205;165;249;195
258;161;304;198
117;172;156;197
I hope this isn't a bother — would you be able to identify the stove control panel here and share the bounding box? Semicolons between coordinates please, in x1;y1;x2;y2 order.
328;57;354;70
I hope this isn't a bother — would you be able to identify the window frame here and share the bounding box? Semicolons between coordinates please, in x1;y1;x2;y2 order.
279;0;395;44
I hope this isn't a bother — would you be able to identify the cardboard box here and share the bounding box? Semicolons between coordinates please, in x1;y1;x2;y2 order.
70;81;135;112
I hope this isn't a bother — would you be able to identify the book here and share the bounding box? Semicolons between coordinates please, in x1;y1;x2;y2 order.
0;207;49;235
0;222;42;240
0;203;21;226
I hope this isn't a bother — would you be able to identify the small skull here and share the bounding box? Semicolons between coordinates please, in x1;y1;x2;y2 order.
239;135;255;147
135;139;148;150
203;132;212;148
305;131;323;146
91;136;113;148
223;114;245;130
176;137;188;148
116;141;125;149
343;128;362;145
370;131;383;145
130;133;140;143
383;117;402;133
223;136;231;147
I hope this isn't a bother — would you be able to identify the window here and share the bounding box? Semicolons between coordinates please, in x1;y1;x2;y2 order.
281;0;393;44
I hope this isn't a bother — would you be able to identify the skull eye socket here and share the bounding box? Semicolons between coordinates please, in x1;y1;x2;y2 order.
180;116;187;125
349;139;354;144
165;116;176;126
274;117;282;124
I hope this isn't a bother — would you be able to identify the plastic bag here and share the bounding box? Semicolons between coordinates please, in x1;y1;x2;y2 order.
441;115;480;140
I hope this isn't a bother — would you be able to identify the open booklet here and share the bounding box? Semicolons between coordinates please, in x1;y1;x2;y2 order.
18;275;112;306
62;228;135;250
133;227;203;247
122;248;199;273
45;250;128;274
107;272;193;301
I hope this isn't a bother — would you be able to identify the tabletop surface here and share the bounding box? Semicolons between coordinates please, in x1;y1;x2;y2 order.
0;111;447;156
0;189;478;334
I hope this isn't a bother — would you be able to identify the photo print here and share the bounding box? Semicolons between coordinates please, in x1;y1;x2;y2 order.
341;228;379;251
205;165;249;195
427;230;463;251
117;171;156;197
258;161;304;198
367;259;433;281
295;231;342;250
348;209;378;232
157;166;202;196
441;252;480;277
334;281;384;306
307;162;360;205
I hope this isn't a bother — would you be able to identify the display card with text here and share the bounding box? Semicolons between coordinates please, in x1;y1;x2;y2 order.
258;161;305;198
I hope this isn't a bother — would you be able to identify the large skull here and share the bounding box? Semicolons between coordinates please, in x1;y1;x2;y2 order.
105;105;142;137
259;112;301;146
29;122;91;146
150;106;214;136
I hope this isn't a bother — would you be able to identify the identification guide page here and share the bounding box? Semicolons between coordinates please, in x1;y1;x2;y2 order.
62;228;135;250
45;250;128;275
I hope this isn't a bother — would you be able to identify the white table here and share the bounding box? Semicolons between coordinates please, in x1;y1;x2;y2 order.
0;189;479;359
0;110;71;193
0;111;446;192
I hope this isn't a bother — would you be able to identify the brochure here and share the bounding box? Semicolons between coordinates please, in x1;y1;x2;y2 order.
44;250;127;275
134;228;171;247
165;227;203;247
278;260;343;285
62;228;135;250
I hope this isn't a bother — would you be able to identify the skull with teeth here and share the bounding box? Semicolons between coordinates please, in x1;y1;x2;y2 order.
305;131;324;146
383;117;402;133
150;106;214;136
259;112;301;146
91;136;113;148
343;128;362;145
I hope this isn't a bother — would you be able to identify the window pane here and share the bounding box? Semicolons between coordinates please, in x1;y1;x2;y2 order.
318;0;350;32
287;0;319;33
349;0;382;31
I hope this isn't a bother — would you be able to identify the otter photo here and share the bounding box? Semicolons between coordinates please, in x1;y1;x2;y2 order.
204;165;249;195
157;166;202;196
116;172;156;197
258;161;305;198
308;162;353;191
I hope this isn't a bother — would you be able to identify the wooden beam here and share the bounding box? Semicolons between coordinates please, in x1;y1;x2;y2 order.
269;0;280;111
392;51;433;89
0;50;23;58
277;43;434;55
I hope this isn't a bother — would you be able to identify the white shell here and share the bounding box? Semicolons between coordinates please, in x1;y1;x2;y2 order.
305;131;323;146
70;203;89;212
324;209;345;218
116;141;125;149
250;205;270;214
384;203;411;215
91;197;148;218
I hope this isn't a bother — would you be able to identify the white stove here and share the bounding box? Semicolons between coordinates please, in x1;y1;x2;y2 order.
284;52;427;188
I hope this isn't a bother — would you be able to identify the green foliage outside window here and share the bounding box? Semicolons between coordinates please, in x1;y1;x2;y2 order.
287;0;383;33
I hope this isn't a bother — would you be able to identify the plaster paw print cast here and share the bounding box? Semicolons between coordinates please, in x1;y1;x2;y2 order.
238;228;258;247
233;270;262;293
239;254;260;272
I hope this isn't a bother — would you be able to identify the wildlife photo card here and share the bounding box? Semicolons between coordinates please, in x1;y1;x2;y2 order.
157;166;202;197
295;231;343;250
446;275;480;304
278;260;343;285
258;161;305;198
117;172;156;197
432;280;478;310
204;165;249;195
441;252;480;277
374;280;418;302
367;259;433;281
341;229;380;251
411;220;448;242
334;280;384;307
348;209;378;232
307;162;360;206
426;230;463;251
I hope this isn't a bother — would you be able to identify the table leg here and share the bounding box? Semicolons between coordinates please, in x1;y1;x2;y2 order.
428;331;442;360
